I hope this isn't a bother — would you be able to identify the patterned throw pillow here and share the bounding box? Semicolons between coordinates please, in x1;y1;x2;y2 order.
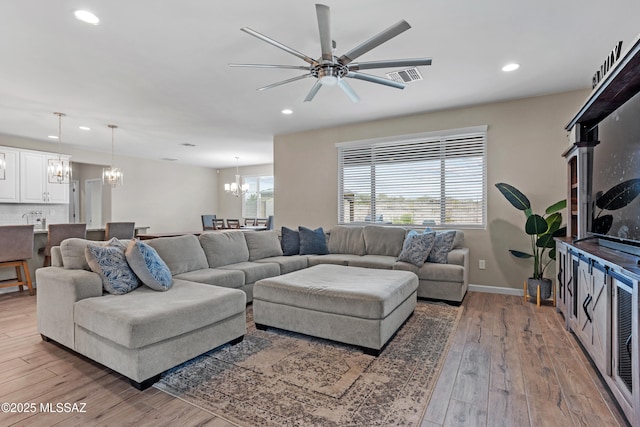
397;232;436;266
426;230;457;264
298;226;329;255
125;240;173;291
281;226;300;256
85;242;140;295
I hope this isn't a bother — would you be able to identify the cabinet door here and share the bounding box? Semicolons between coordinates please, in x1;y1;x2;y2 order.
575;258;593;345
590;265;611;375
556;243;568;317
46;154;69;203
20;151;46;203
0;147;20;202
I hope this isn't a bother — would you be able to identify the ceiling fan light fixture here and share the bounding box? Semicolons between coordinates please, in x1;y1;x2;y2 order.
320;75;338;86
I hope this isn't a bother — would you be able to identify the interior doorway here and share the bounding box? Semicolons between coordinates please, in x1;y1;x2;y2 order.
85;178;102;228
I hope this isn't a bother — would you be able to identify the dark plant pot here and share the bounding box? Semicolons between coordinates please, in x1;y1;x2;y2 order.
527;278;552;300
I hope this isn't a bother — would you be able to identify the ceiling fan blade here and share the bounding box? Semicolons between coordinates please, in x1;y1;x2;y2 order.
347;71;405;89
304;80;323;102
241;27;318;66
337;79;360;103
229;63;311;70
348;58;432;71
258;74;313;91
339;20;411;65
316;4;333;63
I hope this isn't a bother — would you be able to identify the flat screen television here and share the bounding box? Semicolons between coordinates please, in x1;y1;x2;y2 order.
589;90;640;248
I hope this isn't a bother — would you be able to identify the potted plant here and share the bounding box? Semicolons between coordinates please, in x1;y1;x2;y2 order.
495;183;566;299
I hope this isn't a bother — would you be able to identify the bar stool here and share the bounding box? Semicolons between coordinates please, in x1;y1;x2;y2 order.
43;223;87;267
105;222;136;240
0;225;35;295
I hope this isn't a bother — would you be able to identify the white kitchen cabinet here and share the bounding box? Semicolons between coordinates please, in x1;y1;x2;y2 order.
0;147;20;202
19;151;69;204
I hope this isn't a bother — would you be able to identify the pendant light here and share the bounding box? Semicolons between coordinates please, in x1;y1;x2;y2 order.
224;156;249;197
47;112;72;184
102;124;123;187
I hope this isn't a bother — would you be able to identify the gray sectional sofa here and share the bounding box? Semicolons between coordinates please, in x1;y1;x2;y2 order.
36;225;468;389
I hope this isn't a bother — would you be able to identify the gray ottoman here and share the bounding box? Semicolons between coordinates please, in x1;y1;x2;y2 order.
253;264;418;355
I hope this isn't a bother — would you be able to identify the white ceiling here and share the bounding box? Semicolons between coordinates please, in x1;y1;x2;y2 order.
1;0;639;168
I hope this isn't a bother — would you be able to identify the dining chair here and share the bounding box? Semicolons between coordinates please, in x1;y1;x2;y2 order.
105;222;136;240
213;218;226;230
244;218;257;226
255;218;268;226
265;215;274;230
43;223;87;267
202;215;217;231
0;225;35;295
226;219;241;229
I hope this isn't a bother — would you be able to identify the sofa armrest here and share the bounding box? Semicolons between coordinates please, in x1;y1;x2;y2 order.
36;267;103;349
447;247;469;286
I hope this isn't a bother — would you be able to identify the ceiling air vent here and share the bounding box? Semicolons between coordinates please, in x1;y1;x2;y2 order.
385;67;423;84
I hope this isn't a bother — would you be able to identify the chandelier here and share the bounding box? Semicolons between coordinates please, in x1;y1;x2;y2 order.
102;124;123;187
224;157;249;197
47;112;72;184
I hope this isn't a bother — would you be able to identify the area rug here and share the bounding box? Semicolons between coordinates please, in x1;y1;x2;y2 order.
155;301;463;426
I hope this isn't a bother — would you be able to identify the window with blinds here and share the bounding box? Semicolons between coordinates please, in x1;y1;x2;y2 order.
337;126;487;228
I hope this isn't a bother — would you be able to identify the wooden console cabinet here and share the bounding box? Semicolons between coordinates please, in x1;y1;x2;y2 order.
557;34;640;426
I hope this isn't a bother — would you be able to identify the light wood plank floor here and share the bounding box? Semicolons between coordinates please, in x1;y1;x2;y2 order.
0;290;629;426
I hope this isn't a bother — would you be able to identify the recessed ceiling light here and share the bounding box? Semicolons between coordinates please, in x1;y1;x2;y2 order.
282;109;293;115
47;135;58;140
502;63;520;72
180;143;196;147
79;126;91;131
74;10;100;25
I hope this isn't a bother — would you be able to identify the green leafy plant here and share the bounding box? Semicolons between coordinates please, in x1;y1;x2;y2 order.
495;183;567;280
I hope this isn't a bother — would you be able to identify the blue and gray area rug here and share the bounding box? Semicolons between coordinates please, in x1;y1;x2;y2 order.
155;301;463;426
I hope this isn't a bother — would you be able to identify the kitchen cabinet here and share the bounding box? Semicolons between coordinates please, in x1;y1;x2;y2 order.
19;151;69;204
0;147;20;202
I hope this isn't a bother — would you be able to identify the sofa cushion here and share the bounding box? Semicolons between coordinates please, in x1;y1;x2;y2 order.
85;242;140;295
426;230;457;264
61;238;109;270
281;227;300;256
307;253;363;267
298;226;328;255
328;226;366;255
74;280;246;349
173;268;245;289
199;231;249;268
363;225;406;256
256;255;308;275
348;255;399;270
145;234;209;275
244;230;283;261
125;240;173;291
393;260;464;283
220;261;280;284
397;232;436;266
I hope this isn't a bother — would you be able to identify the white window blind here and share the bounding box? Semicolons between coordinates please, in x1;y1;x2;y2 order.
337;126;487;228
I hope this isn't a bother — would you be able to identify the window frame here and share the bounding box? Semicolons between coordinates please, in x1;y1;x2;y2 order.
241;174;274;219
336;125;487;229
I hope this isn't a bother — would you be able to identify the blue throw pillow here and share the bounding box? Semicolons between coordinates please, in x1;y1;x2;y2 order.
298;226;329;255
85;243;140;295
125;240;173;291
281;226;300;256
398;232;436;266
426;230;457;264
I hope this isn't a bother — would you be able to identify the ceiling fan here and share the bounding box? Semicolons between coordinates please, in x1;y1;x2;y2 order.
229;3;432;103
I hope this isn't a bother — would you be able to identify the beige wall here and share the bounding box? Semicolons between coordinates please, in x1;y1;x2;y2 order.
0;133;218;233
274;89;591;290
216;163;273;220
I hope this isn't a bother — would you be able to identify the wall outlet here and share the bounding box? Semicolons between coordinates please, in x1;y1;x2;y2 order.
479;259;486;270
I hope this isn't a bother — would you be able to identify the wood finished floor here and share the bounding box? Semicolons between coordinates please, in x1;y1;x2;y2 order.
0;290;629;426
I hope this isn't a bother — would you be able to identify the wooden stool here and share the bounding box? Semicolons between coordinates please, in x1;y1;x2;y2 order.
0;225;35;296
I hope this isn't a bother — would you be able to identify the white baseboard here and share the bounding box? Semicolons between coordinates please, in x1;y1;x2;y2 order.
468;284;524;296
